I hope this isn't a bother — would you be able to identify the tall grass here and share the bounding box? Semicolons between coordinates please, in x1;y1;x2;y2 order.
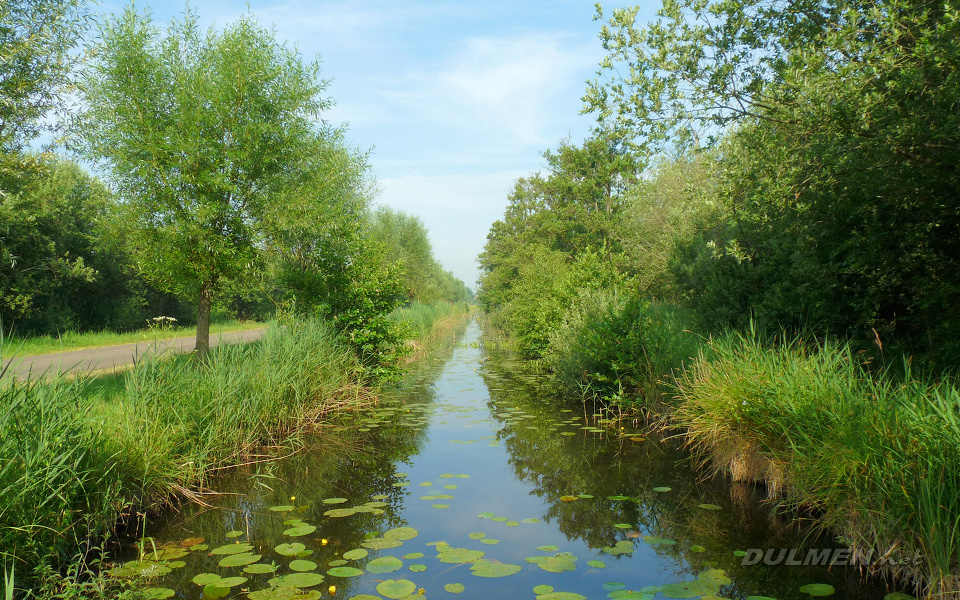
390;301;470;342
672;329;960;597
0;316;369;591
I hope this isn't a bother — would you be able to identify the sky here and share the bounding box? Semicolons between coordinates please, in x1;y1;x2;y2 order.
93;0;660;289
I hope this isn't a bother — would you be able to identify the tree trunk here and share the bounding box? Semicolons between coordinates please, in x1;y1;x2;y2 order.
195;283;213;358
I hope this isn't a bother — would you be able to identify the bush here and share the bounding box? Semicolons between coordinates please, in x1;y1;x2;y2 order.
545;290;699;409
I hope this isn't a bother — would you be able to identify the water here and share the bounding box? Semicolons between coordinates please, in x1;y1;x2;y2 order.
128;318;899;600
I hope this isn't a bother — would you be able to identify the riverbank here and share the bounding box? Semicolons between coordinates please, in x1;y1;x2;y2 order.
517;298;960;599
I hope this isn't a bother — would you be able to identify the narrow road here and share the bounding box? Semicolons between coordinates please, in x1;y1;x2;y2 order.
1;328;267;380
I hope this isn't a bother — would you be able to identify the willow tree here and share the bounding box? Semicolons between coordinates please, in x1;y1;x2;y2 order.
77;6;332;354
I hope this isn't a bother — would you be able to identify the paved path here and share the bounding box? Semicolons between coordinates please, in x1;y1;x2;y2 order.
1;328;267;380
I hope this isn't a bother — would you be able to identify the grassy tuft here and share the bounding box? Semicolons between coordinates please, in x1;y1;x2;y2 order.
672;329;960;596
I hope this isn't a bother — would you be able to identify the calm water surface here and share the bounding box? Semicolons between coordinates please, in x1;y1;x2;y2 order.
133;318;900;600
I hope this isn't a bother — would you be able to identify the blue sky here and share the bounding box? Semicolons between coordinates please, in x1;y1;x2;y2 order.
93;1;660;289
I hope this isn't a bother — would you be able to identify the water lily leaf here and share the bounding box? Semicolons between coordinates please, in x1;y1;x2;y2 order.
799;584;836;597
408;564;427;572
733;550;747;557
202;585;230;598
505;520;519;527
437;547;485;564
420;482;433;487
698;567;731;585
322;497;348;504
883;594;916;600
587;560;606;568
327;560;347;567
480;538;500;545
384;526;419;541
607;592;653;600
275;543;306;557
289;560;317;572
603;583;626;592
225;530;244;538
652;487;671;493
527;554;577;573
490;516;508;522
248;588;321;600
659;580;718;598
342;548;368;560
327;566;364;577
211;543;254;555
534;585;554;594
284;524;316;537
433;503;451;509
193;573;222;586
444;583;465;593
535;593;586;600
521;518;540;524
607;495;631;501
470;559;522;578
691;545;706;553
143;588;174;599
698;504;722;511
244;564;278;574
403;552;424;559
468;532;486;540
364;501;389;508
614;523;632;529
218;552;261;567
537;545;559;552
217;577;248;587
366;556;404;574
190;544;209;551
269;505;295;512
361;537;403;550
166;561;186;569
745;597;780;600
268;572;325;588
376;579;417;599
323;508;357;518
560;495;578;502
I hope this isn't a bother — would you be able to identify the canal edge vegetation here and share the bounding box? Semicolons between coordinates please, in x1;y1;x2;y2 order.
476;2;960;598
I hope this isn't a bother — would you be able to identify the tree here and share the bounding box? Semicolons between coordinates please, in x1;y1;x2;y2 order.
587;1;960;356
77;6;334;355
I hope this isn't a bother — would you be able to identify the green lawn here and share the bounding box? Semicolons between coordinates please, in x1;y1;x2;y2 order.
1;319;266;359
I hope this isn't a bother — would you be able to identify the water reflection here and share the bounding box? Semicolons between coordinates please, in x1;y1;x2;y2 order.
130;318;898;600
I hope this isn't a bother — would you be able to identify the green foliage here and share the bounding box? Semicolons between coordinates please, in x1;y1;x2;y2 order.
545;291;698;408
389;301;469;342
0;0;87;154
77;6;337;353
588;0;960;362
0;154;183;335
368;207;473;304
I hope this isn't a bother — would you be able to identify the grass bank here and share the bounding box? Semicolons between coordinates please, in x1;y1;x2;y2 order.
526;293;959;598
1;319;265;359
1;316;369;596
390;301;472;359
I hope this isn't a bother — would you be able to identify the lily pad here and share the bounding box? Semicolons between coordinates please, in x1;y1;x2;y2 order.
218;552;261;567
217;577;248;587
327;566;364;577
275;543;306;556
322;497;348;504
384;526;419;541
202;585;231;598
438;547;485;564
698;503;722;511
468;532;486;540
537;545;559;552
799;584;836;597
534;585;554;594
408;564;427;572
587;560;606;568
249;588;321;600
211;543;254;555
480;538;500;545
883;594;916;600
433;503;451;509
289;560;317;572
342;548;368;560
193;573;223;586
470;559;522;578
366;556;404;574
614;523;632;529
652;487;672;493
521;518;541;524
361;537;403;550
323;508;357;518
269;505;295;512
268;572;325;588
244;564;278;574
142;589;174;599
445;583;465;593
283;524;317;537
559;495;579;502
327;560;347;567
690;545;706;553
376;579;417;600
535;593;587;600
225;530;244;538
403;552;424;559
